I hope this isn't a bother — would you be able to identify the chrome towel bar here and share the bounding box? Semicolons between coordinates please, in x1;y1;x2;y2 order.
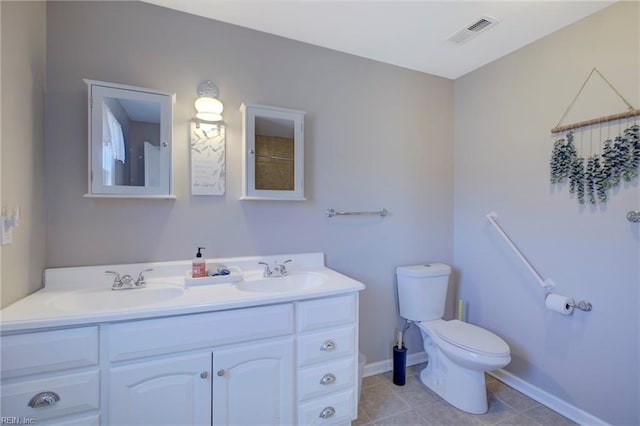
326;208;388;218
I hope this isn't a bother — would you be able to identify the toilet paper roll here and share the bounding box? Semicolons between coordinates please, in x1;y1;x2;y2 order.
545;293;575;315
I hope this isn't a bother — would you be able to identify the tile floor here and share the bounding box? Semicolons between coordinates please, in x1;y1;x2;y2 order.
354;363;578;426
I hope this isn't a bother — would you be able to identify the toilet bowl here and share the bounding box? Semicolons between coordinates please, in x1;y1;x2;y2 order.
418;319;510;414
396;263;511;414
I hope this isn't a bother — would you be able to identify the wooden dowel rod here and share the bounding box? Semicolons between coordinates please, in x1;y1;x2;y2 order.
551;109;640;133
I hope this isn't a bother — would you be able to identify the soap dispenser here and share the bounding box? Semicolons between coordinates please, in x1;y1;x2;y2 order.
192;247;206;278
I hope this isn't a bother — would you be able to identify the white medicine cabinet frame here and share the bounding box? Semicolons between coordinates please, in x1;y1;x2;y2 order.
85;79;175;199
240;103;306;200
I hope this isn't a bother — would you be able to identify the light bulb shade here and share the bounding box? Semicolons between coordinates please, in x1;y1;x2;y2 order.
195;96;224;115
196;112;223;122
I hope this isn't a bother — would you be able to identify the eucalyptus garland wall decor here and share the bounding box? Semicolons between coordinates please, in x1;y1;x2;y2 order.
549;68;640;205
550;125;639;204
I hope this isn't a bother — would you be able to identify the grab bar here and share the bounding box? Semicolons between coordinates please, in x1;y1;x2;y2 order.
486;212;555;290
326;208;388;218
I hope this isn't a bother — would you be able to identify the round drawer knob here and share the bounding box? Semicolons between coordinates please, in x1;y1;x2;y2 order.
319;406;335;419
320;340;336;351
217;369;226;377
320;373;336;385
200;371;209;379
28;391;60;408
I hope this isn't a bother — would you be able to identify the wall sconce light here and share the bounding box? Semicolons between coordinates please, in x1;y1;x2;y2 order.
194;80;224;123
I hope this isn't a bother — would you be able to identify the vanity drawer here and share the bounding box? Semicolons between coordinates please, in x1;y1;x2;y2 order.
43;413;100;426
298;356;355;401
1;327;99;379
0;370;100;422
296;295;356;332
297;325;355;367
109;303;293;362
297;389;355;425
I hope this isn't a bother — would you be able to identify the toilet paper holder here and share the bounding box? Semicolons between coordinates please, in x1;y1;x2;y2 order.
546;293;593;313
545;293;593;315
569;299;593;311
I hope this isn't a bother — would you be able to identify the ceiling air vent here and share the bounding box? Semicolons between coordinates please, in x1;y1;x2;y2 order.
448;15;500;45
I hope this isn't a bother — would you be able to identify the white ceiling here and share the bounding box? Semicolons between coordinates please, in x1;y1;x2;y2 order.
143;0;615;80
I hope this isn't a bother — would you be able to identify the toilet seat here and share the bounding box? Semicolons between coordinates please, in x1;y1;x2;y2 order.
434;320;509;356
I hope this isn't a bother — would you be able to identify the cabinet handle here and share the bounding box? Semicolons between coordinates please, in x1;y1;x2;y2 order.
319;406;335;419
28;391;60;408
320;373;336;385
200;371;209;379
217;369;226;377
320;340;336;351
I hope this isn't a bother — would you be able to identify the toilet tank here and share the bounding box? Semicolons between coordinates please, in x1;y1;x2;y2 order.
396;263;452;321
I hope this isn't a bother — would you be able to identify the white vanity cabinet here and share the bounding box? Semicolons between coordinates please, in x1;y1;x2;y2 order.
108;340;295;426
109;352;212;426
295;294;359;425
1;292;359;426
0;327;101;425
105;303;294;425
213;337;294;425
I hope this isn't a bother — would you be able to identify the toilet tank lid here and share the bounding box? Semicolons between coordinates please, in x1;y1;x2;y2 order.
396;263;451;277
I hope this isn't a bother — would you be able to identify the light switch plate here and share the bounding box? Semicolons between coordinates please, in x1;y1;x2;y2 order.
1;217;12;245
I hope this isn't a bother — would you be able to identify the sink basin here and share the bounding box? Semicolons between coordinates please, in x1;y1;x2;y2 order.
236;272;326;293
47;283;184;312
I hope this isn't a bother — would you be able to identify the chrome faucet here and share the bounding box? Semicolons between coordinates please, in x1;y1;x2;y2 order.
274;259;292;276
258;262;273;278
258;260;291;278
106;268;153;290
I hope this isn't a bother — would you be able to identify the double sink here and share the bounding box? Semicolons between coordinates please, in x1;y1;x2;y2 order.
45;271;327;313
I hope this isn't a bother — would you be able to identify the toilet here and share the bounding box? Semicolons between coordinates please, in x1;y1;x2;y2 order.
396;263;511;414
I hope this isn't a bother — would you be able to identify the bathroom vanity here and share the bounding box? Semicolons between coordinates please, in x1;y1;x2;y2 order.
0;253;364;425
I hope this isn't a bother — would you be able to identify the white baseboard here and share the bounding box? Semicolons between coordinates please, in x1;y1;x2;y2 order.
362;351;427;378
362;351;608;426
488;369;609;426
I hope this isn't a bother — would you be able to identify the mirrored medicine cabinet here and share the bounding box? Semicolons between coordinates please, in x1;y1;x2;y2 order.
85;79;175;199
240;103;306;201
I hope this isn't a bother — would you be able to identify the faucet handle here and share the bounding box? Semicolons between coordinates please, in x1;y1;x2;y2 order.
274;259;292;276
258;262;273;277
135;268;153;287
105;270;122;288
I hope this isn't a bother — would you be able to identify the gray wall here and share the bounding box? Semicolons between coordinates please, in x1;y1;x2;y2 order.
44;1;454;364
0;1;46;308
454;2;639;424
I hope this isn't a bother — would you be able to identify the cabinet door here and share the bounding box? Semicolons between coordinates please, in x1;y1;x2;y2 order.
213;337;294;425
109;352;211;426
239;103;306;201
86;80;174;198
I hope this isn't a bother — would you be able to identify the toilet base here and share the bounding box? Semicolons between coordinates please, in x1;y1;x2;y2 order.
419;346;488;414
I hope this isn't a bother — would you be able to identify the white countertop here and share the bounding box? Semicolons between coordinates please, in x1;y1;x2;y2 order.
1;253;365;334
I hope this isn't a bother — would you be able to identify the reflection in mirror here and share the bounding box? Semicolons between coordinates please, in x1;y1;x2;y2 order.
102;97;161;187
86;79;174;198
254;117;295;191
240;103;305;200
